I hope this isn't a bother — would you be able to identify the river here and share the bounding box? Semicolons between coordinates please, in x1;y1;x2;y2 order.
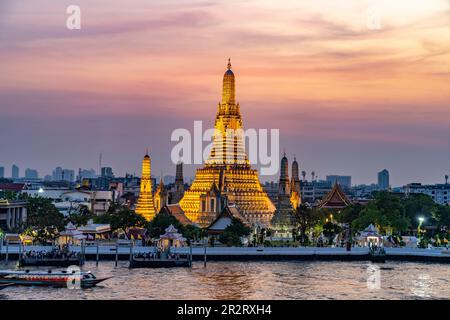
1;261;449;299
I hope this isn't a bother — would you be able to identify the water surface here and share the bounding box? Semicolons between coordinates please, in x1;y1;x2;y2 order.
1;261;449;300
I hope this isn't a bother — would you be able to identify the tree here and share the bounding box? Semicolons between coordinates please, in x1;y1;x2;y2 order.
147;211;183;239
219;218;251;247
24;197;66;244
323;221;341;245
68;204;94;227
435;205;450;231
404;194;438;227
292;204;316;246
340;203;364;224
94;204;147;233
352;192;409;234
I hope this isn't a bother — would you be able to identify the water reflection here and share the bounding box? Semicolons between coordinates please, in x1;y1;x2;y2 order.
411;274;432;298
0;261;449;300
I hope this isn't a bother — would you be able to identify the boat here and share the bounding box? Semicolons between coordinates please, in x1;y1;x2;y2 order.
19;256;83;267
0;270;110;288
19;247;84;267
370;247;386;263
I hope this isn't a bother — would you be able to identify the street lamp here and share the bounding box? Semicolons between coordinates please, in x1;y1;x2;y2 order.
417;217;425;243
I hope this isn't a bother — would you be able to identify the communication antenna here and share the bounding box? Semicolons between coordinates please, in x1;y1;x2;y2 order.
99;153;102;176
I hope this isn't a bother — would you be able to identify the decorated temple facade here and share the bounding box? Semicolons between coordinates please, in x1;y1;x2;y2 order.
179;60;276;227
271;154;302;238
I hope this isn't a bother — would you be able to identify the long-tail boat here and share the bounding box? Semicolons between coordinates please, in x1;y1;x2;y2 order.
0;270;110;288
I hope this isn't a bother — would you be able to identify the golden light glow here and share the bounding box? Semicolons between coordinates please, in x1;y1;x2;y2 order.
135;152;156;221
180;61;276;227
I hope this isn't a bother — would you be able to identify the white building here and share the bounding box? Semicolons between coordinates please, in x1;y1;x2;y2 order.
403;183;450;205
22;188;121;216
0;199;27;231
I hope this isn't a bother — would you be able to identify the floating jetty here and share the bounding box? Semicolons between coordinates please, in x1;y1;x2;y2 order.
1;245;450;264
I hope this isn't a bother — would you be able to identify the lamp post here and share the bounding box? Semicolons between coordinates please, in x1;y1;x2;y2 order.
418;217;425;245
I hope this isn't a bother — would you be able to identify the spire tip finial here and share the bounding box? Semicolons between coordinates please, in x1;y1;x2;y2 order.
227;58;231;70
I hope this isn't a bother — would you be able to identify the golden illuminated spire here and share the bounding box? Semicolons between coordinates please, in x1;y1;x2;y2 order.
135;152;156;220
180;60;276;227
222;58;235;106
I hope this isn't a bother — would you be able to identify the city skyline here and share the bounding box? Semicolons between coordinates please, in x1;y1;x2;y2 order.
0;0;449;186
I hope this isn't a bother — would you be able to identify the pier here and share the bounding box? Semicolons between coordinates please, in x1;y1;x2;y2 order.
1;244;449;263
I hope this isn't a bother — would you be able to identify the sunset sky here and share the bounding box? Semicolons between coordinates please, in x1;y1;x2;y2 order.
0;0;449;185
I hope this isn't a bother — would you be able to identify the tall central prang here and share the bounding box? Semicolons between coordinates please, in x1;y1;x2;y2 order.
180;59;275;227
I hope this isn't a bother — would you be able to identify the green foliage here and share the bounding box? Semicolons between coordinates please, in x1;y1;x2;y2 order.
434;205;450;229
323;221;341;245
94;203;147;232
292;204;317;245
404;194;438;227
219;218;251;247
340;203;364;224
146;211;204;241
24;197;65;243
0;190;21;201
67;204;95;227
351;192;409;234
147;211;183;239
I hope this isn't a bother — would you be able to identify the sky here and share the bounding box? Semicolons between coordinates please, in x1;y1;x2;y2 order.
0;0;449;186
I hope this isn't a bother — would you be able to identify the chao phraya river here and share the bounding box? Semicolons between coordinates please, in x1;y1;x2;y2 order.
1;261;449;300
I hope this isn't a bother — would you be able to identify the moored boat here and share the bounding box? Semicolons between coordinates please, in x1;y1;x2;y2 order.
370;247;386;263
19;256;83;267
0;270;110;288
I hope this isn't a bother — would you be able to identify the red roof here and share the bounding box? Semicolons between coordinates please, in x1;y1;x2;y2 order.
0;183;25;192
317;183;352;209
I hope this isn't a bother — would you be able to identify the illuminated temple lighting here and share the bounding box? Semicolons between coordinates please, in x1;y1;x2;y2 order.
135;150;156;221
179;59;276;227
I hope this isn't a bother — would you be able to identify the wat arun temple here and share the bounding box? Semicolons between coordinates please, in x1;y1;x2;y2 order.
179;60;276;227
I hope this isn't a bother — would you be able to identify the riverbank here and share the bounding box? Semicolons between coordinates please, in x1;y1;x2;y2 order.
1;245;450;263
1;260;449;299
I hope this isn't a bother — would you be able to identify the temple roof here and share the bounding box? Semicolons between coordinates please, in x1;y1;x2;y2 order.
317;182;352;209
160;204;192;226
208;204;250;232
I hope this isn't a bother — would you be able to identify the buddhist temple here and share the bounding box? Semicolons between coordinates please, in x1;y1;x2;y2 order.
135;151;156;221
179;59;276;227
317;182;352;210
271;153;300;238
170;162;185;204
154;176;168;213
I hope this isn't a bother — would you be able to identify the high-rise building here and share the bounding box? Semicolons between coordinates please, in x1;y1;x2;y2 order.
101;167;114;179
179;60;275;227
326;175;352;188
24;168;39;179
135;151;156;221
52;167;75;182
0;167;4;179
78;168;96;180
377;169;390;190
12;165;19;179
